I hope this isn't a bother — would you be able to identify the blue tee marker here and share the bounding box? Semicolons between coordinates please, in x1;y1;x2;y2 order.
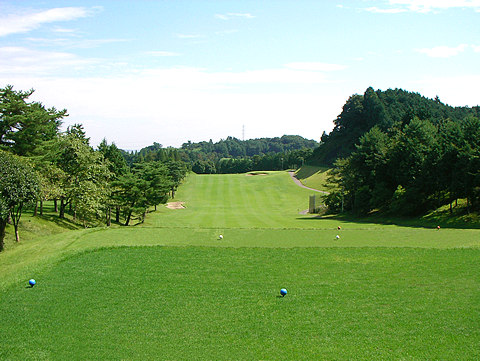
28;279;36;287
280;288;287;297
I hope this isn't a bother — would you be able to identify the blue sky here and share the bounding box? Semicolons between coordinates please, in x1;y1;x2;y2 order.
1;0;479;149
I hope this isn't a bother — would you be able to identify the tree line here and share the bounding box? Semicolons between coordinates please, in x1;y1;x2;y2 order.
140;135;317;174
319;87;480;215
191;148;313;174
0;86;187;251
119;136;317;174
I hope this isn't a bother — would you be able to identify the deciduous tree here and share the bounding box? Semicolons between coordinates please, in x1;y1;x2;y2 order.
0;151;39;250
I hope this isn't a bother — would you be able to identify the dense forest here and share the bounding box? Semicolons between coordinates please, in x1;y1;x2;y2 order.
0;85;187;251
318;87;480;215
123;135;318;174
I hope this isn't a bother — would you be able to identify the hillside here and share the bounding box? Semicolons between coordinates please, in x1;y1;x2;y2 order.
310;87;480;166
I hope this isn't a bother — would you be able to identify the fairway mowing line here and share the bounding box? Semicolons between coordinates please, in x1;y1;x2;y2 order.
124;225;383;231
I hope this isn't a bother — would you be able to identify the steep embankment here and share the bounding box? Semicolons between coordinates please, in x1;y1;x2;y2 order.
293;165;332;192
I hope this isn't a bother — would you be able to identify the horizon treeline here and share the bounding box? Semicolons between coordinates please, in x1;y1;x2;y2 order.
319;87;480;215
122;135;318;174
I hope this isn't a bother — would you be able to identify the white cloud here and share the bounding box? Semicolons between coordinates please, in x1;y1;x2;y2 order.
0;46;98;75
52;27;78;34
364;6;407;13
471;45;480;52
417;44;469;57
215;13;255;20
364;0;480;13
284;62;347;72
137;66;334;88
4;62;479;150
3;74;339;149
228;13;255;18
409;74;480;106
25;37;129;49
0;7;96;37
215;14;229;20
1;63;345;149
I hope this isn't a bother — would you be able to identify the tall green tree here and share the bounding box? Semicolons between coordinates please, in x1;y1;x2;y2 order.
0;151;39;250
111;172;149;226
98;139;128;225
0;85;66;156
458;116;480;211
135;162;172;213
46;125;111;224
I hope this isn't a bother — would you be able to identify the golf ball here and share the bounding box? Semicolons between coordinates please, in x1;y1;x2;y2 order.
219;235;223;239
280;288;287;296
28;279;36;286
336;235;340;239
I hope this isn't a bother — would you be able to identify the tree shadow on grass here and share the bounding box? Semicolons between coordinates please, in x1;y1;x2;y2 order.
296;212;480;230
36;214;80;230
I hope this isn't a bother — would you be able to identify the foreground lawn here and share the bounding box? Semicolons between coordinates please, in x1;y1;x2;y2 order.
1;246;479;360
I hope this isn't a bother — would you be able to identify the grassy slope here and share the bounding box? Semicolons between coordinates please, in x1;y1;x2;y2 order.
1;171;480;359
295;165;332;192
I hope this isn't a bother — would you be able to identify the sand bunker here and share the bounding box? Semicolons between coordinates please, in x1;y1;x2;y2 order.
166;202;185;209
246;172;269;176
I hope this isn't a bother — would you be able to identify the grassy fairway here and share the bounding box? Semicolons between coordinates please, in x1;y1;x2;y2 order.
1;171;480;360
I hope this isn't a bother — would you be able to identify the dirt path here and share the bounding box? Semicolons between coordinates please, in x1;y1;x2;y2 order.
288;171;328;194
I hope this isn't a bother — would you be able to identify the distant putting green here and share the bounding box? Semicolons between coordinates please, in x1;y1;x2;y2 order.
1;171;480;359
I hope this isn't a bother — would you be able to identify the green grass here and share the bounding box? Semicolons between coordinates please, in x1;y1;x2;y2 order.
295;165;333;191
1;246;479;360
1;171;480;359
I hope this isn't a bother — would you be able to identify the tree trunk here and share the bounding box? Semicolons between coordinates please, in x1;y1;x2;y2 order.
115;206;120;223
54;199;58;212
33;201;38;217
0;218;6;252
11;205;22;243
106;207;111;227
59;198;65;218
40;200;43;216
125;211;132;226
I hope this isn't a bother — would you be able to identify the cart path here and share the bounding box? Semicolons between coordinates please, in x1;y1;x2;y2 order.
288;171;329;194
